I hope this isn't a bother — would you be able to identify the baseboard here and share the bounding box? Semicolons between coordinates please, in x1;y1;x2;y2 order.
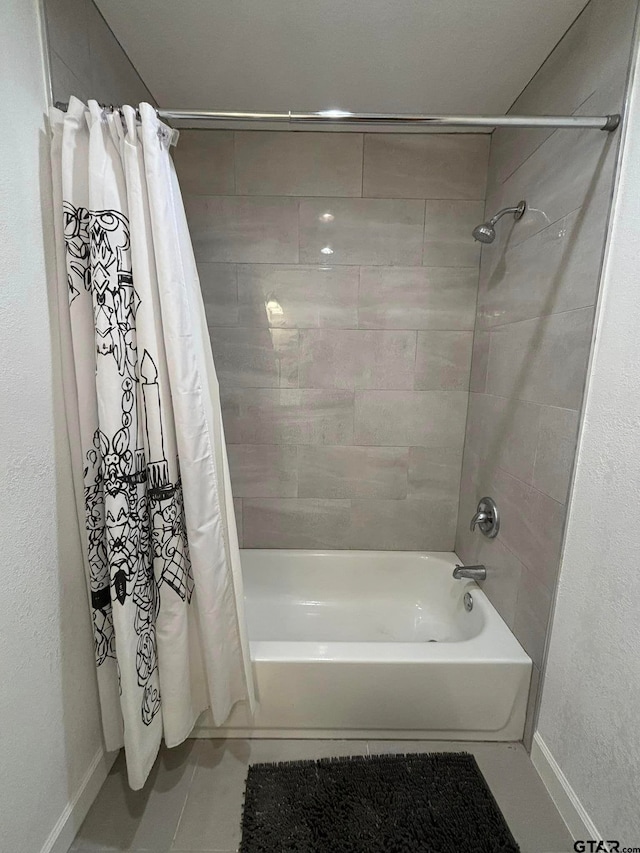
531;732;600;842
41;747;118;853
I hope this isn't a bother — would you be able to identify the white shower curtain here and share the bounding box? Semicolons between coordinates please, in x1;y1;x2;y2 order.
50;97;254;789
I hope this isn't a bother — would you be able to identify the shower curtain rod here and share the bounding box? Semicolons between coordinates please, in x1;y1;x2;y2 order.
54;103;621;131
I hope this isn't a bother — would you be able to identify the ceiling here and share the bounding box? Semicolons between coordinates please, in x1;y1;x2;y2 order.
96;0;590;121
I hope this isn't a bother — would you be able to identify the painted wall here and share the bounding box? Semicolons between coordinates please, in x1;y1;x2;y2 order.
536;24;640;841
455;0;637;743
0;3;103;851
0;2;152;851
174;131;489;549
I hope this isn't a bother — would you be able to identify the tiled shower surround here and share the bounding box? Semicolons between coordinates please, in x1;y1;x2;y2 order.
454;0;636;740
176;132;489;549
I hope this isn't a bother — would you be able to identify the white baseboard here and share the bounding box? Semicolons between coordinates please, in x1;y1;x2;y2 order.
531;732;600;842
41;747;118;853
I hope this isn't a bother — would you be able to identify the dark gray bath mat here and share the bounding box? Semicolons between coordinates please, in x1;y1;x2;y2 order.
240;752;519;852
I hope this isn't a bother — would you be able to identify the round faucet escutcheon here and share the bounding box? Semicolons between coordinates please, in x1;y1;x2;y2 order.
470;496;500;538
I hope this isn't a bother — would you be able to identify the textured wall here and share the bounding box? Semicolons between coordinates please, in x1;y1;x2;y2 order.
455;0;637;744
43;0;154;105
175;131;489;549
0;2;104;851
537;24;640;838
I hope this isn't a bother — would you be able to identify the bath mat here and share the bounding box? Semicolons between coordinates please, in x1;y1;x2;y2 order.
240;752;519;853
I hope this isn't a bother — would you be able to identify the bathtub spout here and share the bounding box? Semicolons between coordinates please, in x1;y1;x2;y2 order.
453;564;486;581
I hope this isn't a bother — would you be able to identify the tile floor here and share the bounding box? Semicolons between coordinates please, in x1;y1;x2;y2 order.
71;738;574;853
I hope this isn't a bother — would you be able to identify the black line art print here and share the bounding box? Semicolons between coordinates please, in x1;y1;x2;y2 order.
63;202;194;726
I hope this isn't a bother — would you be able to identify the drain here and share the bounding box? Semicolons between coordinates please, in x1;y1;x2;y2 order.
464;592;473;612
427;639;438;643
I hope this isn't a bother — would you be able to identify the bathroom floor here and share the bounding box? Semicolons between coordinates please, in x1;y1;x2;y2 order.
71;738;574;853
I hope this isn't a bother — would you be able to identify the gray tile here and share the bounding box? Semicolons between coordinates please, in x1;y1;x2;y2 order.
50;51;90;105
227;445;297;498
464;393;542;485
349;498;457;552
221;388;354;445
209;327;299;388
299;330;416;390
423;200;484;267
477;206;604;330
359;267;477;330
247;739;368;763
237;264;359;329
171;740;248;851
533;406;580;504
485;307;594;409
523;664;541;752
72;742;198;852
233;498;243;548
474;536;525;629
185;196;299;263
469;330;489;394
44;0;91;85
354;390;468;448
235;131;363;196
198;264;238;327
299;198;424;266
87;3;151;105
364;742;573;853
363;134;489;199
298;446;408;499
414;331;472;390
490;468;566;592
485;117;616;249
173;131;235;195
407;446;462;501
243;498;351;548
513;567;553;669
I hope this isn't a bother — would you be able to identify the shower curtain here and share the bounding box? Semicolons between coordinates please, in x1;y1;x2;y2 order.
50;97;254;789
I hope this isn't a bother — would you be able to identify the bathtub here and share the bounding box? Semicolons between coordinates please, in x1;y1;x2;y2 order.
196;550;532;741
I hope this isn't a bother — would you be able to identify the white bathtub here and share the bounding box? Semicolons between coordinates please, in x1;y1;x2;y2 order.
196;550;532;740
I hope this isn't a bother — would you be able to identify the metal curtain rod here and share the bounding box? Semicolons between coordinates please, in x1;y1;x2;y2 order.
54;103;621;131
157;109;621;131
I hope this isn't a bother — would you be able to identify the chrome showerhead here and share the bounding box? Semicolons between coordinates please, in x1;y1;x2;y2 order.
472;222;496;244
472;200;526;244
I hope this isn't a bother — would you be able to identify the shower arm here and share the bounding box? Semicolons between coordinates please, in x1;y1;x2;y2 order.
488;203;526;226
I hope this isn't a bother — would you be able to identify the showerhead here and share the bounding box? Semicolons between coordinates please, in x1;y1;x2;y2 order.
472;200;526;244
472;222;496;244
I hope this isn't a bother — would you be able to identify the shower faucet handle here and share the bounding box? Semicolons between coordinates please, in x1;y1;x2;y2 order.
470;497;500;539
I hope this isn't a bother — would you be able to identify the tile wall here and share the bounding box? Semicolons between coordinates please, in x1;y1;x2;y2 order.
175;131;490;549
43;0;154;105
454;0;638;743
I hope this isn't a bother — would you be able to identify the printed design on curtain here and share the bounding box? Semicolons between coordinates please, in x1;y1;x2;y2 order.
63;202;194;726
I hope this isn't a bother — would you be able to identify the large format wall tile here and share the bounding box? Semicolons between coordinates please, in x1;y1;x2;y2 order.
532;406;579;504
198;263;239;327
171;129;488;550
243;499;351;549
299;198;425;265
298;446;408;499
173;131;235;195
349;498;457;550
236;264;359;329
235;132;363;197
209;327;299;388
221;388;354;445
423;200;484;267
363;134;489;200
414;331;473;390
485;307;594;409
185;196;299;263
358;267;478;330
227;445;298;498
354;390;468;448
299;330;416;390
